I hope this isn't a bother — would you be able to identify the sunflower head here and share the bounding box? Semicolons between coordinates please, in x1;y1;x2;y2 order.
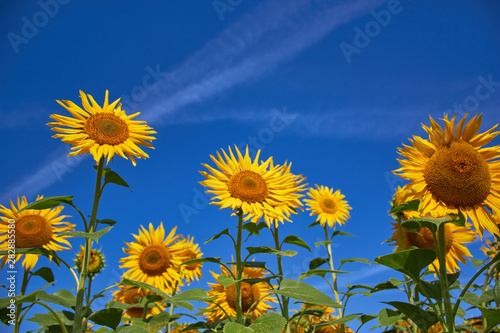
74;245;105;277
304;185;351;229
47;90;156;165
0;196;75;270
112;285;164;319
393;113;500;237
178;236;203;285
200;145;306;228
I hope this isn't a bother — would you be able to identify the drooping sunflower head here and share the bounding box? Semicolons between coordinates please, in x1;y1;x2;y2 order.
0;196;75;270
394;113;500;237
112;284;164;319
47;90;156;166
178;235;203;285
120;223;190;293
304;185;351;229
74;245;105;277
204;264;277;322
200;145;306;228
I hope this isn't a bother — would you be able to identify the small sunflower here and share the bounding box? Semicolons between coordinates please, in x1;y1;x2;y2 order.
47;90;156;165
178;235;203;285
0;196;75;270
204;264;277;322
120;223;189;293
112;284;164;319
394;113;500;237
304;185;351;229
74;245;105;277
200;145;306;228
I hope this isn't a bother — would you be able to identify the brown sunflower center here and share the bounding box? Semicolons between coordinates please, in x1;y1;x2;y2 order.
423;141;491;207
228;171;269;203
183;250;198;271
406;225;453;253
15;215;53;248
138;245;171;276
225;282;261;313
84;113;129;145
320;198;337;214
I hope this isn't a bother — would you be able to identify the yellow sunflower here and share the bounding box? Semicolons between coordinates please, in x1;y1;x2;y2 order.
394;113;500;237
120;223;189;293
178;235;203;285
0;196;75;270
74;245;105;277
204;264;277;322
200;145;306;228
47;90;156;165
481;238;499;259
304;185;351;229
112;284;164;319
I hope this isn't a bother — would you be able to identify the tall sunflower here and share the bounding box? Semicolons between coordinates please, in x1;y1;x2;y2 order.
47;90;156;165
304;185;351;229
200;146;306;228
120;223;190;293
178;235;203;285
112;284;164;319
0;196;75;270
204;264;277;322
394;113;500;237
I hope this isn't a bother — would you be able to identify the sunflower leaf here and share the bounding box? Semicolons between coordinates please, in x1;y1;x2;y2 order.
273;279;342;308
27;310;74;326
374;248;436;281
339;258;371;265
16;196;74;213
389;199;420;214
116;325;150;333
206;228;231;244
331;230;356;238
102;168;132;190
307;221;321;229
309;257;328;270
36;289;76;309
243;222;267;237
246;246;297;257
217;275;242;288
223;322;253;333
97;218;118;226
282;235;311;252
384;301;438;332
313;313;359;328
120;278;175;306
181;257;222;266
248;313;287;332
0;248;62;267
31;267;54;283
377;308;404;327
173;289;211;302
477;306;500;329
298;269;351;281
494;279;500;305
88;308;123;330
401;212;466;232
60;226;113;244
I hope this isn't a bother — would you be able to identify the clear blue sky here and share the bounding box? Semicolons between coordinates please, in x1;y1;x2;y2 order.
1;0;500;331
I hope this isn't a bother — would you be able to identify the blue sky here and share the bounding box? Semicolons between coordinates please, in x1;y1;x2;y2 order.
1;0;500;331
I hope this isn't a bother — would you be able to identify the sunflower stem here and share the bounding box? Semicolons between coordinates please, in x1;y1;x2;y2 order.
13;268;30;333
235;210;244;325
273;223;289;330
73;157;105;333
33;300;69;333
437;223;454;333
167;281;179;333
323;225;342;319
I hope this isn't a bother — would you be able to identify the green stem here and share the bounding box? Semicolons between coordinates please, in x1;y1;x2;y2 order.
323;226;342;318
273;224;289;331
33;301;69;333
235;210;244;324
73;157;105;333
437;224;454;333
167;281;179;333
14;268;30;333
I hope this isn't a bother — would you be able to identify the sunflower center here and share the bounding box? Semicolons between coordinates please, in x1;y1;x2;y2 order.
423;141;491;207
183;250;198;271
320;198;337;214
407;225;453;253
15;215;53;248
138;245;171;276
225;282;261;313
84;113;129;145
228;171;269;203
123;288;147;318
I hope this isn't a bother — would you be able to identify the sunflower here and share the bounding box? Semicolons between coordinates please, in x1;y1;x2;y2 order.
120;223;190;293
394;113;500;237
178;235;203;285
171;324;200;333
47;90;156;166
200;145;306;228
0;196;74;270
204;264;277;322
112;284;164;319
304;185;351;228
74;245;105;277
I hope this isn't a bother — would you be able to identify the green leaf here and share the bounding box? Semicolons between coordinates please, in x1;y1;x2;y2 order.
106;301;136;310
298;269;350;281
116;326;150;333
315;241;331;248
389;199;420;214
377;308;404;327
357;314;378;325
243;276;281;285
309;257;328;270
224;322;253;333
182;322;213;331
61;226;113;244
36;289;76;309
332;230;356;238
460;292;480;306
374;248;436;281
217;275;240;288
120;279;174;306
89;308;123;330
471;258;485;267
313;313;359;328
147;312;171;330
248;313;287;333
385;301;438;332
0;248;62;267
494;279;500;305
97;218;118;226
339;258;371;265
246;246;297;257
477;306;500;329
0;282;54;308
401;212;466;232
478;289;496;304
102;168;131;190
27;310;74;326
307;221;321;229
31;267;54;283
273;279;342;308
173;288;211;302
389;278;410;286
17;196;74;212
242;222;267;237
181;257;222;266
282;235;311;252
206;228;231;244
